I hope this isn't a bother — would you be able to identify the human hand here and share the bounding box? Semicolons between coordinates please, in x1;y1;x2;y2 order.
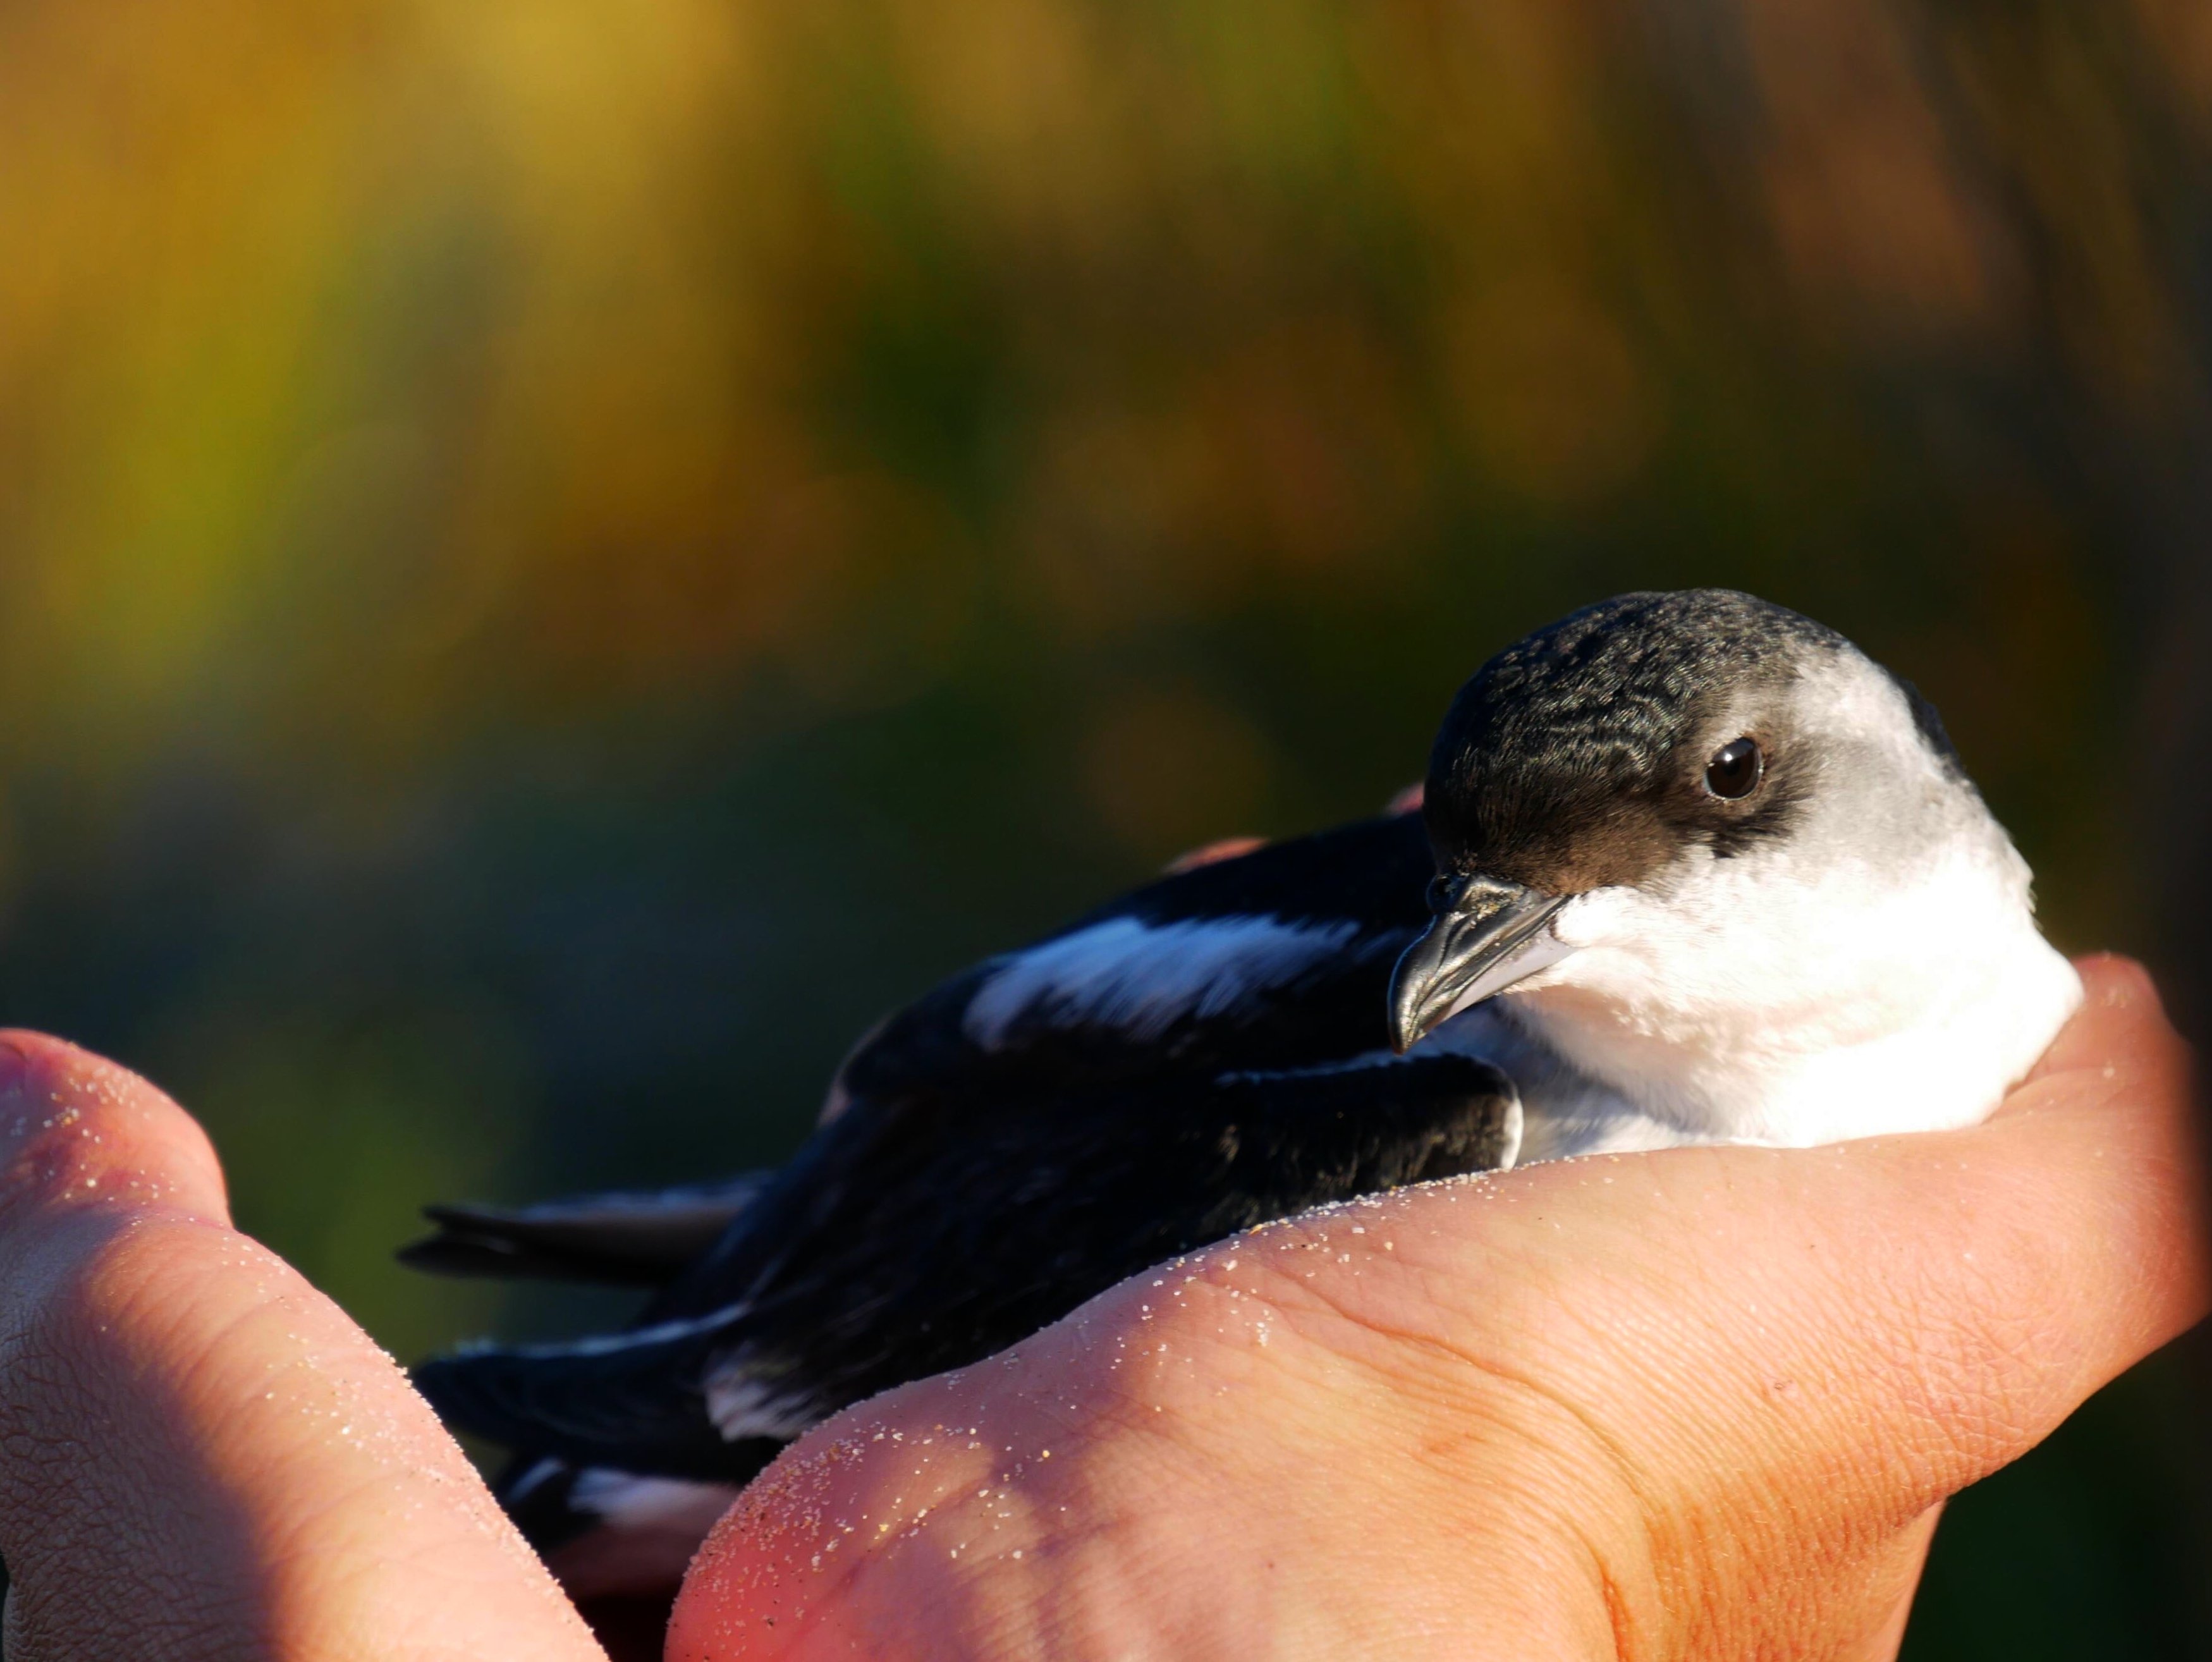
0;958;2197;1661
667;956;2207;1661
0;1032;609;1660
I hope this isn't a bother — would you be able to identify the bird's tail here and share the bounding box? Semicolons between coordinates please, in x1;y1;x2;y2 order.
397;1172;774;1288
413;1311;777;1482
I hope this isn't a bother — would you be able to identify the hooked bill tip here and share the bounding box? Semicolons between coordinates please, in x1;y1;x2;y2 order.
1386;877;1573;1052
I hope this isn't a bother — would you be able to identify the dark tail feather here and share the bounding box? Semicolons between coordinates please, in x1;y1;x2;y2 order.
398;1173;774;1287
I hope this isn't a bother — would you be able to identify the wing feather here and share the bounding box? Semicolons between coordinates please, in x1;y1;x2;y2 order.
838;812;1433;1104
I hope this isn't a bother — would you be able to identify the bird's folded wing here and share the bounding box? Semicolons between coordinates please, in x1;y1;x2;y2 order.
836;811;1436;1106
412;1048;1522;1484
413;1311;784;1481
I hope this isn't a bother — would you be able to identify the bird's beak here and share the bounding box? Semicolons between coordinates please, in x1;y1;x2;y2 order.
1388;876;1573;1053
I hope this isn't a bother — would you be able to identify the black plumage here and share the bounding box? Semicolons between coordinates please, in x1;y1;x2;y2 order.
410;809;1520;1531
397;1175;773;1286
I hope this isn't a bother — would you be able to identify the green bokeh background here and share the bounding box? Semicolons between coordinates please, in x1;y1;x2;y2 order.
3;0;2209;1651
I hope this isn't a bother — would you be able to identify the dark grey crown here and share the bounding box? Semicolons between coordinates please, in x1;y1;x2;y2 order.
1424;590;1948;895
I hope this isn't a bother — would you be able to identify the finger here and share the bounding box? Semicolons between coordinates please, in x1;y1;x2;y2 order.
1843;1505;1941;1662
671;960;2209;1662
1158;967;2206;1649
2019;955;2183;1087
0;1032;608;1662
1892;953;2206;1461
1896;1031;2208;1463
1486;992;2197;1506
0;1029;230;1240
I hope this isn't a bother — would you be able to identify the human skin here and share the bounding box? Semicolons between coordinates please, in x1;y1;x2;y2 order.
0;1036;606;1660
0;956;2201;1659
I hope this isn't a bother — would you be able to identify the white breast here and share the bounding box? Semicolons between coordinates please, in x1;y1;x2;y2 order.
1493;840;2082;1152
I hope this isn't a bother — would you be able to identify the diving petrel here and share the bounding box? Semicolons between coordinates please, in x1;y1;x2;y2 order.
406;589;2081;1594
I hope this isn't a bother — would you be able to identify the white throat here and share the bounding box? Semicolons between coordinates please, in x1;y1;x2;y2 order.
1500;839;2081;1151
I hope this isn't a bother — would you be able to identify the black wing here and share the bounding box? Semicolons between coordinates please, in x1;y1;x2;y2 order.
408;812;1429;1293
412;1050;1517;1479
833;810;1435;1109
411;809;1471;1488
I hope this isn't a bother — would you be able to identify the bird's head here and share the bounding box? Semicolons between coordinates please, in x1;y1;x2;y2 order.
1388;590;2032;1082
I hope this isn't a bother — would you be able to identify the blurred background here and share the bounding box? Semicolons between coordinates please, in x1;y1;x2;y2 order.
2;0;2209;1651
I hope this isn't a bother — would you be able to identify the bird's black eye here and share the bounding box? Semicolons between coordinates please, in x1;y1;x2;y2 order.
1425;874;1460;914
1704;736;1764;800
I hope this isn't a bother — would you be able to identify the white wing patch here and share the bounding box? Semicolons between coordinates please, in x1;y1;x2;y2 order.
571;1469;745;1534
963;914;1366;1048
558;1469;747;1596
704;1362;824;1441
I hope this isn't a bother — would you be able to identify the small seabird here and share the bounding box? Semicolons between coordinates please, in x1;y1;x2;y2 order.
406;589;2081;1595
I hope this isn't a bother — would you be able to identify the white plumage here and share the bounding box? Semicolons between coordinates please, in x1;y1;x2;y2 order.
965;913;1374;1048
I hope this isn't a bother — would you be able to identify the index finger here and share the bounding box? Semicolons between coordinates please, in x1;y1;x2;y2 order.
0;1031;608;1662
